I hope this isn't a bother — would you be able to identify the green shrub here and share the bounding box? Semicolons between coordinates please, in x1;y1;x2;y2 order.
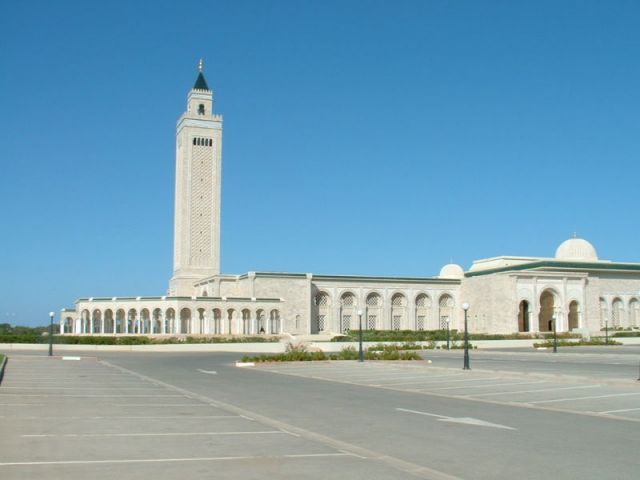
533;338;622;348
612;331;640;337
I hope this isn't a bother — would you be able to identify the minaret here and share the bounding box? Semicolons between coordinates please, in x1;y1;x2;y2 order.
169;60;223;296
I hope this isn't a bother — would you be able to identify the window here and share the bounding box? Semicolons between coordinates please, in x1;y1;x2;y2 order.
198;104;205;115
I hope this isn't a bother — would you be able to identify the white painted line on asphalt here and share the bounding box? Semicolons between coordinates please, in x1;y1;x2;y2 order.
396;408;516;430
62;356;81;361
599;407;640;414
0;394;183;397
396;408;446;419
0;386;167;391
110;403;210;407
412;376;503;390
235;362;255;367
0;415;242;420
530;392;640;404
371;374;467;386
431;380;546;391
0;452;356;467
197;369;218;375
22;430;289;438
470;384;601;397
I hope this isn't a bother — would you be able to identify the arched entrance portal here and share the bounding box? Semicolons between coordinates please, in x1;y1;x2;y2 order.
518;300;530;332
538;290;556;332
568;301;579;330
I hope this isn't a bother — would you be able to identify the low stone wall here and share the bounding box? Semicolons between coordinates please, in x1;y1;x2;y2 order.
1;336;639;353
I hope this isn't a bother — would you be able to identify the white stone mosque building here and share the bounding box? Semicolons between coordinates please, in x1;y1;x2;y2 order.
60;64;640;337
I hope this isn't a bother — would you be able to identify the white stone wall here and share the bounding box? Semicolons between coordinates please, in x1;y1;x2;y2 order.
590;274;640;328
310;278;461;334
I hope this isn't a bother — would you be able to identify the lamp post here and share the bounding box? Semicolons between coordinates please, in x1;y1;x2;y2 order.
552;315;558;353
605;319;609;345
445;318;450;350
48;311;55;357
357;310;364;362
462;303;470;370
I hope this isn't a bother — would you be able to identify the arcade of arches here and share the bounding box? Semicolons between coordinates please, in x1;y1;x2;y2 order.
313;290;456;334
62;306;282;336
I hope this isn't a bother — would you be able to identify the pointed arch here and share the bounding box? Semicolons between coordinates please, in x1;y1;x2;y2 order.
270;309;281;334
391;293;407;330
438;294;454;329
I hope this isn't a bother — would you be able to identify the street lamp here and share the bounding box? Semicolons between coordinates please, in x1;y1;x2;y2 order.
462;302;470;370
357;310;364;362
605;319;609;345
552;315;558;353
445;318;450;350
48;311;55;357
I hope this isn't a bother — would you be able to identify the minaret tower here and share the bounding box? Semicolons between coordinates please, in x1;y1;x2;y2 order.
169;60;223;295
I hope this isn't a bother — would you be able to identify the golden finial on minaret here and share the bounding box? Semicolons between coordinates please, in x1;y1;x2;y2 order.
198;59;204;73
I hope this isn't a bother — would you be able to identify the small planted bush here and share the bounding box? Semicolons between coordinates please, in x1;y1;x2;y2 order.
533;338;622;348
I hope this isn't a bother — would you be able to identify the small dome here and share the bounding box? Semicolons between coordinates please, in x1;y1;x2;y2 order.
439;263;465;279
555;237;598;261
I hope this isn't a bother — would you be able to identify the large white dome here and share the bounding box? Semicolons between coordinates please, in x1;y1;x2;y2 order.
555;237;598;261
439;263;465;279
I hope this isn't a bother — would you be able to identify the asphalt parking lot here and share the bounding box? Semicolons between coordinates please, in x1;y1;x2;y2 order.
0;355;410;480
1;348;639;479
258;358;640;421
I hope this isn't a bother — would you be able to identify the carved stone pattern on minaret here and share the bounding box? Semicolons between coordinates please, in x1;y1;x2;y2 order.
190;143;214;265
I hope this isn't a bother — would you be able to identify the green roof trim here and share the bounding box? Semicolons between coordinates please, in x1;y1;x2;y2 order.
312;274;459;284
193;72;210;91
465;260;640;278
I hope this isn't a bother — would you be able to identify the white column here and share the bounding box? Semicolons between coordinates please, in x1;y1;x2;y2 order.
59;319;64;335
125;314;129;334
89;316;94;335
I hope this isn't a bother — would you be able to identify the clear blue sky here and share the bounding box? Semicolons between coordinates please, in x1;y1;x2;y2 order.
2;0;639;326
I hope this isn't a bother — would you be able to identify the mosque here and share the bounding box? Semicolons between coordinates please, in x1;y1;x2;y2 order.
60;64;640;337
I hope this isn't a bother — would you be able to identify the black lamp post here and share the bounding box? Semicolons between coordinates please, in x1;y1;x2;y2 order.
48;311;55;357
446;318;450;350
357;310;364;362
462;303;470;370
552;316;558;353
605;319;609;345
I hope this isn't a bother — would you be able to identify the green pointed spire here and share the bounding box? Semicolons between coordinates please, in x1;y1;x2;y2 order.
193;59;210;91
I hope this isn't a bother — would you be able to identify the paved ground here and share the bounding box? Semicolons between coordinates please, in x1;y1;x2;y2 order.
422;346;640;382
1;347;639;479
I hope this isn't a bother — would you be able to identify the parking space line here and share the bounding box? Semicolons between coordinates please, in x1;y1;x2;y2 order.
109;403;210;407
599;407;640;414
529;392;640;404
22;430;288;438
413;377;503;390
470;384;600;397
373;374;467;386
0;415;242;420
430;381;546;391
0;394;183;397
0;385;165;389
0;452;357;467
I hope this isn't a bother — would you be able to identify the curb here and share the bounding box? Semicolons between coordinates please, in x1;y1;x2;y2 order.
0;355;7;385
